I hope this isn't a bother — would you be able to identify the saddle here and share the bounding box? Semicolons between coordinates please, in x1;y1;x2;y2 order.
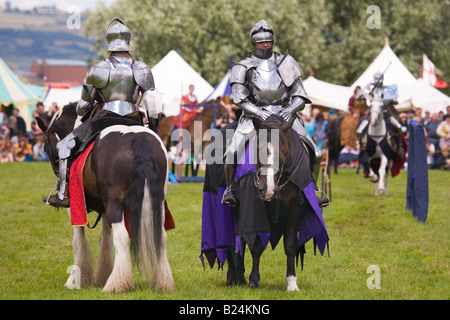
76;110;143;157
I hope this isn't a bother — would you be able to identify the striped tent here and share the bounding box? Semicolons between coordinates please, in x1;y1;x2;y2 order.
0;57;39;131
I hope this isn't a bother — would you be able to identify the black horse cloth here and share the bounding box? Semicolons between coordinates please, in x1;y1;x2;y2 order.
201;122;329;269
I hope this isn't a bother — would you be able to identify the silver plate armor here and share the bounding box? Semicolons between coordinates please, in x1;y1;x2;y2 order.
76;54;155;116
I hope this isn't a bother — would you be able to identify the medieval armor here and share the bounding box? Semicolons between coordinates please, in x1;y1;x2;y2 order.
222;19;327;207
44;17;159;208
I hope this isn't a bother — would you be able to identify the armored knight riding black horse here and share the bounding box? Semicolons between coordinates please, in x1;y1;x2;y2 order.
201;20;329;291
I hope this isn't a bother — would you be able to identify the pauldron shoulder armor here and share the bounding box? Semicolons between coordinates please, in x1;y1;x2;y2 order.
277;54;303;87
133;60;155;91
86;59;111;89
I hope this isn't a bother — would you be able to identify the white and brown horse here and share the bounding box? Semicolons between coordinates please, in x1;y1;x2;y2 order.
38;103;174;293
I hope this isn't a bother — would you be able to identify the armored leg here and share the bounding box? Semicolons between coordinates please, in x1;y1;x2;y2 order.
292;119;329;207
221;130;247;207
43;133;76;208
148;115;160;134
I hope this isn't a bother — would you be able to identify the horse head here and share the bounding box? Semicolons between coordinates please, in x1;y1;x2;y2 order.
37;103;79;176
252;114;295;201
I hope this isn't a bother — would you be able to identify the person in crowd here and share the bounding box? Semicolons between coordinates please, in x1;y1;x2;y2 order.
7;108;27;139
32;134;49;162
425;134;435;169
425;112;442;149
436;114;450;152
0;134;14;163
301;112;314;138
0;106;7;126
422;110;431;126
13;135;33;162
414;107;423;123
35;102;52;127
312;112;328;150
425;112;443;168
338;144;359;168
173;84;200;130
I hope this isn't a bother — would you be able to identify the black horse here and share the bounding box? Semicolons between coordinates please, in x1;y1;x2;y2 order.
201;115;328;291
38;103;174;293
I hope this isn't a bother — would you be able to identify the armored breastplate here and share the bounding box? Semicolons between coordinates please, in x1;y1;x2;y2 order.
100;56;140;103
249;58;289;106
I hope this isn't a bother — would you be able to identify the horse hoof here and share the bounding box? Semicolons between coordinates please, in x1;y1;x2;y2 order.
286;276;299;292
376;188;385;195
249;281;259;289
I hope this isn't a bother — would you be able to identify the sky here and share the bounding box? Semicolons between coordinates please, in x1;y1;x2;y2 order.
1;0;117;11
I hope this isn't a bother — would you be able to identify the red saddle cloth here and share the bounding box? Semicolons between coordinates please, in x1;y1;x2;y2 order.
69;141;176;230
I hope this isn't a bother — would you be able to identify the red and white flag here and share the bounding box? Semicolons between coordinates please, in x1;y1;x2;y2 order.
422;54;448;88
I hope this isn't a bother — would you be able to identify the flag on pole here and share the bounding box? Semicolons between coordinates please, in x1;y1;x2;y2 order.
421;54;448;88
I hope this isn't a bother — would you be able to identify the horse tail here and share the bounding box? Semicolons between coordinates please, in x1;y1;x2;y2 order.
125;132;174;291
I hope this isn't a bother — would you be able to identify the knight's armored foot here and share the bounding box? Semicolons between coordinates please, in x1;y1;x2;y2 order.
317;196;330;208
222;186;236;207
221;163;236;207
43;184;70;208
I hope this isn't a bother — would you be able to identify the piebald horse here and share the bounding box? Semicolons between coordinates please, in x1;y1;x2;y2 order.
38;103;174;293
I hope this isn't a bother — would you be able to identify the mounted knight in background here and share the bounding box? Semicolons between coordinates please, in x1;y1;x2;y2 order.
356;70;406;194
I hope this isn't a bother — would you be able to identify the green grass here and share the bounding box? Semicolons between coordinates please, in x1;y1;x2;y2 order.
0;162;448;300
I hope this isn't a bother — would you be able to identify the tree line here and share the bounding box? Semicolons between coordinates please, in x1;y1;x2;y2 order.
83;0;450;94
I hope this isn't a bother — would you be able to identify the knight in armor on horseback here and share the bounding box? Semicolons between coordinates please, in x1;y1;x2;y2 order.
221;19;329;208
356;71;405;176
43;17;161;208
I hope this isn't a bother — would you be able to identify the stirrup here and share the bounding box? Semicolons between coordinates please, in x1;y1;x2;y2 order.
44;186;58;205
316;190;330;208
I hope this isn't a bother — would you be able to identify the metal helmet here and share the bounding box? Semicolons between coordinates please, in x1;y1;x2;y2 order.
106;17;132;52
250;20;274;59
373;71;384;84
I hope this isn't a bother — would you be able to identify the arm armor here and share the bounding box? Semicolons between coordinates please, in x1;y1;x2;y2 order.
76;84;97;116
133;60;155;92
280;96;306;121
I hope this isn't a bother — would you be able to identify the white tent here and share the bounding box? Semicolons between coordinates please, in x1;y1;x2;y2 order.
204;69;231;101
303;76;353;112
351;40;450;113
351;41;416;90
151;50;214;116
396;78;450;113
0;57;39;130
43;86;82;110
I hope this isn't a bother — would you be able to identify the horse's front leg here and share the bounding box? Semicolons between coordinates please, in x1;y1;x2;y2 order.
249;237;264;289
376;155;389;195
94;215;114;287
226;246;246;286
65;223;94;289
284;206;302;292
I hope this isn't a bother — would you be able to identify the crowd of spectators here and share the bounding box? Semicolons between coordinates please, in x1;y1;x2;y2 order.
1;100;450;171
0;101;59;163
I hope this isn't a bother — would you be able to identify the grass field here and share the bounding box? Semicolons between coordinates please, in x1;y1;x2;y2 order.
0;162;448;300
